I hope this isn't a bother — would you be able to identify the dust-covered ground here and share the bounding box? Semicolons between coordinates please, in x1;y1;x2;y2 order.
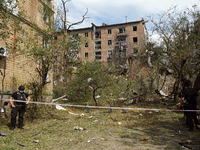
0;104;200;150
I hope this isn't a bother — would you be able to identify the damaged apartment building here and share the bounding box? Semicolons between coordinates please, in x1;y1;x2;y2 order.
66;19;149;65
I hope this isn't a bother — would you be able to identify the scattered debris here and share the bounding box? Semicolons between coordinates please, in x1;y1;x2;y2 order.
171;135;175;137
0;132;7;137
139;114;143;116
140;138;149;141
56;105;66;110
87;78;93;82
149;111;152;114
118;122;121;125
89;116;93;119
15;141;25;147
74;126;85;131
87;137;98;143
52;95;67;102
95;95;101;98
94;119;102;122
68;112;78;115
33;140;39;143
121;109;128;113
186;140;192;144
118;98;127;101
124;99;138;105
89;86;93;89
80;113;84;117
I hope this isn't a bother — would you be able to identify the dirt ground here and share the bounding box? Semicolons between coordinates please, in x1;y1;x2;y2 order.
0;105;200;150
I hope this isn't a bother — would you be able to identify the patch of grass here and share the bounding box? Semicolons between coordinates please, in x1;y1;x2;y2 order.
1;102;200;149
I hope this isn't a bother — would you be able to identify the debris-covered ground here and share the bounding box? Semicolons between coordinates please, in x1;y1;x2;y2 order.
0;103;200;150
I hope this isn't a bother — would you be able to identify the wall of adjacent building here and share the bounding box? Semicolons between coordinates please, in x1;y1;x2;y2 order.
0;0;54;94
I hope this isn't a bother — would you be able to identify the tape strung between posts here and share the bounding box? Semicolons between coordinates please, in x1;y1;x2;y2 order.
1;98;200;112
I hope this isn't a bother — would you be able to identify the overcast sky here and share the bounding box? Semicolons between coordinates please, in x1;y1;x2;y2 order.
56;0;200;40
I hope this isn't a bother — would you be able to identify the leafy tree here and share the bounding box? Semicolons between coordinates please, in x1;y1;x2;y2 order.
66;61;113;106
143;5;200;101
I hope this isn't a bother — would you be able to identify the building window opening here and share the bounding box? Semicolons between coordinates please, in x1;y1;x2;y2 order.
85;42;88;48
133;26;137;31
85;32;88;37
108;50;112;58
95;51;101;60
107;29;112;34
133;37;138;43
95;41;101;50
118;38;126;45
118;27;126;34
85;52;88;58
95;31;101;39
108;40;112;46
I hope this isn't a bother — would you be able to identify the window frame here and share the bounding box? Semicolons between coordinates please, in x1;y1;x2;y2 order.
107;29;112;35
133;26;137;32
85;52;88;58
95;51;101;60
108;40;112;46
85;32;88;37
133;37;138;43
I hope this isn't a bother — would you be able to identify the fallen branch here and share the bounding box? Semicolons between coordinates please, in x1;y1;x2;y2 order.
31;130;42;137
15;141;25;147
178;142;193;150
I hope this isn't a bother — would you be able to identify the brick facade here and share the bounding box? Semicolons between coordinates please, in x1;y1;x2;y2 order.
0;0;55;93
67;19;148;62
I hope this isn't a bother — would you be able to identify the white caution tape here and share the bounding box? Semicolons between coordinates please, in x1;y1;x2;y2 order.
1;98;200;112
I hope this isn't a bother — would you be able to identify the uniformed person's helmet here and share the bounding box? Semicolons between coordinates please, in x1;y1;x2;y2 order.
18;85;25;90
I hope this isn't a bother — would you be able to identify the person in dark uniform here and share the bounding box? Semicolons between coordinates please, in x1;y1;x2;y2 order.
178;78;187;124
9;85;30;130
180;80;199;131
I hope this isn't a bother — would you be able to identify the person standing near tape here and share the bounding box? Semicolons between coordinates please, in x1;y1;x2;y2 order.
180;80;199;131
9;85;30;130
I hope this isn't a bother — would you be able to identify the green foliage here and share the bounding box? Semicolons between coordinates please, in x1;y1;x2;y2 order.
66;61;113;105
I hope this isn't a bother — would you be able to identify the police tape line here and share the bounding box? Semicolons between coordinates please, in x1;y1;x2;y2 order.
1;98;200;112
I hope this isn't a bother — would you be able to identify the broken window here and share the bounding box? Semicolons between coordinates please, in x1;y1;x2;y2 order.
85;42;88;48
107;29;112;34
118;38;126;45
95;31;101;39
95;51;101;60
108;50;112;58
85;52;88;58
133;47;139;54
133;26;137;31
85;32;88;37
133;37;138;43
118;27;126;34
108;40;112;46
95;41;101;50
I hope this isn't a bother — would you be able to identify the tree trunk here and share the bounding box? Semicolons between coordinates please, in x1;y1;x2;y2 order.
193;73;200;92
93;89;98;106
